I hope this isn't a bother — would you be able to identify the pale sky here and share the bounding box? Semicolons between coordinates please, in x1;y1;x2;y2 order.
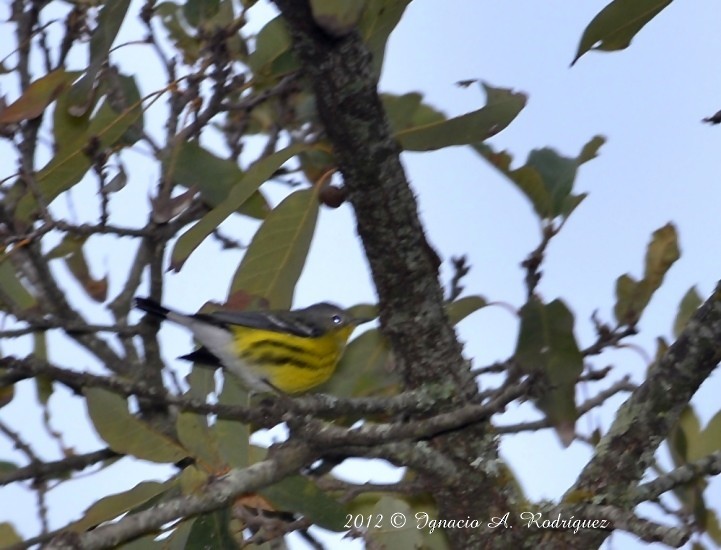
2;1;720;548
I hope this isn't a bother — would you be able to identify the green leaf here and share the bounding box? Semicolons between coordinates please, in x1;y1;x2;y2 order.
514;298;583;446
692;490;709;533
560;193;587;220
166;141;269;219
446;295;488;325
0;385;14;409
248;16;293;77
113;533;164;550
170;143;304;272
668;413;686;468
178;463;211;495
382;92;445;133
577;135;606;164
298;146;336;183
34;333;53;405
699;410;721;458
183;0;220;27
0;257;37;313
310;0;366;37
85;388;188;463
0;70;77;123
260;475;349;531
644;223;680;289
0;523;22;547
229;186;319;308
53;81;94;149
69;481;168;532
395;83;526;151
613;273;643;326
405;490;452;550
186;509;235;549
162;518;194;550
475;143;551;218
47;235;108;302
614;223;680;325
515;298;584;383
176;412;223;470
673;286;702;338
670;406;699;465
707;509;721;545
572;0;673;65
347;302;378;324
527;148;577;216
666;406;715;524
211;2;247;59
214;376;251;468
476;136;603;220
104;72;144;146
263;49;300;84
359;0;412;81
367;496;424;549
67;0;132;115
156;2;203;64
15;98;144;221
319;327;398;398
185;365;216;400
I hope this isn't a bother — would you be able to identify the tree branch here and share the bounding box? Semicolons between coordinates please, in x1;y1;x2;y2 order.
566;282;721;547
633;449;721;504
0;448;120;487
44;443;315;550
292;378;530;447
270;5;520;547
495;376;636;434
271;0;471;397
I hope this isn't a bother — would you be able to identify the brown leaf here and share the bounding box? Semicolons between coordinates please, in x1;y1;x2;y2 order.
0;70;78;124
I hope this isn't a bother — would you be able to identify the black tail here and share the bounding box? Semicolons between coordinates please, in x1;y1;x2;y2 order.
179;348;222;366
134;297;171;320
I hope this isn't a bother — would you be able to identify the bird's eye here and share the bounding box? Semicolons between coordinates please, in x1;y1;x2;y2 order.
331;314;343;325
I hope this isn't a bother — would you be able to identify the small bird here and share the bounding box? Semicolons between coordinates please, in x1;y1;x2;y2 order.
134;297;368;394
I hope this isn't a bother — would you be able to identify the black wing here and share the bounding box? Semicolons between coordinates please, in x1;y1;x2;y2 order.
194;310;321;338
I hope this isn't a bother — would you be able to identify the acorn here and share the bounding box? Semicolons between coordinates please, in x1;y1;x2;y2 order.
319;184;347;208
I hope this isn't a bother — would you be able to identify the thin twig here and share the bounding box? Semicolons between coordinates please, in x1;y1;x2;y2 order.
0;448;120;486
0;322;139;338
521;222;559;300
633;450;721;504
495;376;636;435
447;255;470;301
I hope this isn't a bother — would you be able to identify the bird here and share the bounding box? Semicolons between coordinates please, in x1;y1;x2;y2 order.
134;297;368;394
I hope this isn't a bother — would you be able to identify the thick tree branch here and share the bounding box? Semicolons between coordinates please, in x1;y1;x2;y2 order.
44;443;315;550
271;0;471;397
2;355;527;448
269;4;522;548
563;282;721;547
0;356;266;426
292;378;530;447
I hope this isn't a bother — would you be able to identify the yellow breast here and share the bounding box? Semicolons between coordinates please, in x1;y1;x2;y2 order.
228;325;354;393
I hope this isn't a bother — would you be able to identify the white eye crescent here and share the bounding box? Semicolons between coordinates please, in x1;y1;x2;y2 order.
331;314;342;325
